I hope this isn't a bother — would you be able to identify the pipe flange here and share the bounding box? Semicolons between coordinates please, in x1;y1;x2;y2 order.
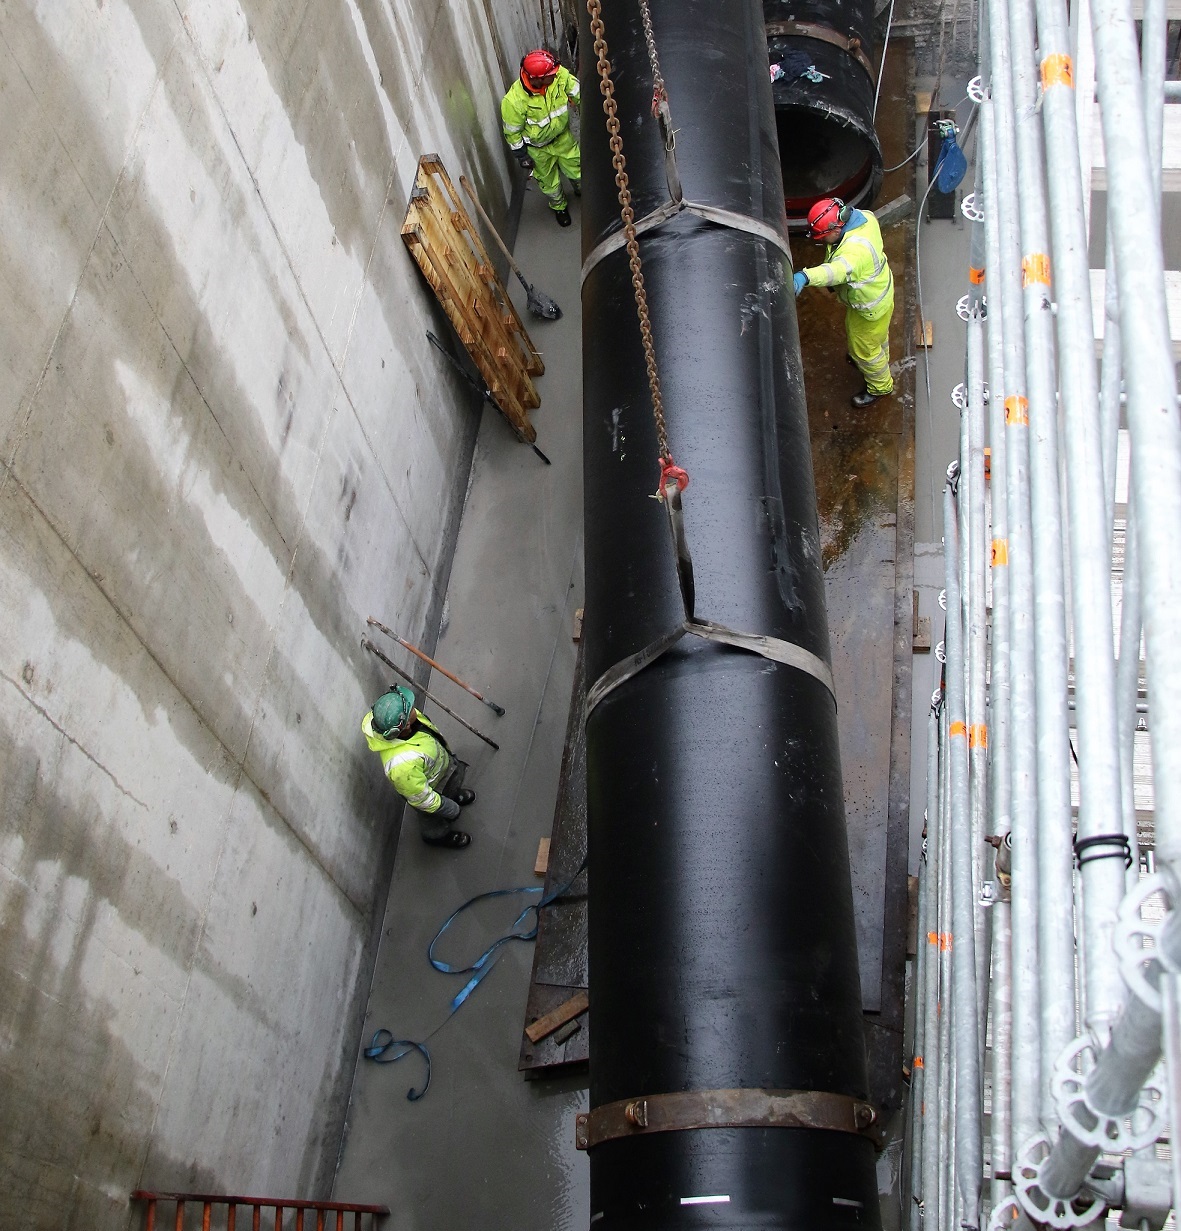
1113;872;1178;1012
1014;1132;1107;1228
1052;1033;1168;1151
952;382;968;409
967;75;986;103
987;1195;1021;1231
961;192;984;222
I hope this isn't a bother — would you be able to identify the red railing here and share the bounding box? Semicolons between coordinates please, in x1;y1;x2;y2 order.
131;1191;389;1230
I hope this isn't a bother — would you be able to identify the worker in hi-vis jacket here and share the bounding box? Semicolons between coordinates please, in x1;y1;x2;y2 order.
501;49;581;227
793;197;895;408
362;686;476;850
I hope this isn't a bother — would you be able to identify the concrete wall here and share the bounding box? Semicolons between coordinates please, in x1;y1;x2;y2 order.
0;1;544;1226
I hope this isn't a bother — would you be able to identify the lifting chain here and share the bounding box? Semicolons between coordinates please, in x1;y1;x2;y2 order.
585;0;676;481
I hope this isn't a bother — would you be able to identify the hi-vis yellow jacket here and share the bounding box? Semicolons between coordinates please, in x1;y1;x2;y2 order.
802;209;894;315
362;709;451;814
501;66;580;152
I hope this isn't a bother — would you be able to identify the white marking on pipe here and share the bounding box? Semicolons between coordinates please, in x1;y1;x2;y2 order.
680;1195;731;1205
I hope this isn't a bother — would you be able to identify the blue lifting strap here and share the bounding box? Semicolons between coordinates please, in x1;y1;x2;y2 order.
363;855;588;1101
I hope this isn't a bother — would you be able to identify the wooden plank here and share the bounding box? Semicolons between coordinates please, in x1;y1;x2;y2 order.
1090;268;1181;358
534;837;551;877
572;607;584;642
914;317;933;348
422;156;544;380
525;991;589;1044
401;155;542;442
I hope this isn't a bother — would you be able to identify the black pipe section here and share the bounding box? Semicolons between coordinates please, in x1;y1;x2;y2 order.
580;2;882;1227
765;0;884;219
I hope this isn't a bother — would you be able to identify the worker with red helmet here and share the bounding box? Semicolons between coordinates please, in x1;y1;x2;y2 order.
793;197;895;407
501;49;581;227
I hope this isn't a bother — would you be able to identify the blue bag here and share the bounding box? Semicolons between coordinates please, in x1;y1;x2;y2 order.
935;132;968;193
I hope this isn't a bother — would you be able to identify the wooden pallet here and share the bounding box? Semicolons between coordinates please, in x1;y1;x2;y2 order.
401;154;543;442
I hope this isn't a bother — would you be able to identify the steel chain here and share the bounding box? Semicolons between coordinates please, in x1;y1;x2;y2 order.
638;0;667;111
585;0;670;464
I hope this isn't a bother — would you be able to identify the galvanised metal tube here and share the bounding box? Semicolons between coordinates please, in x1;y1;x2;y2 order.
921;707;944;1231
982;96;1015;1209
909;721;938;1231
1092;0;1181;871
1117;513;1142;874
990;895;1014;1206
1033;0;1125;1033
945;479;983;1230
984;0;1041;1156
967;314;990;1049
982;99;1012;862
1098;219;1122;537
579;2;881;1224
938;703;955;1231
1003;0;1078;1098
1036;0;1181;1194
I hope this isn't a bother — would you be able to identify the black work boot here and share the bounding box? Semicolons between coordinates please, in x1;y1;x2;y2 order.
851;388;888;408
555;207;572;227
572;180;582;197
454;788;476;806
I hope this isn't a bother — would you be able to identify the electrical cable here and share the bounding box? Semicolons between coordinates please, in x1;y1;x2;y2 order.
873;0;896;120
882;94;970;174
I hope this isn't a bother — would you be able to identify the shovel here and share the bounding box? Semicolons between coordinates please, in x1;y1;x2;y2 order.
460;175;563;322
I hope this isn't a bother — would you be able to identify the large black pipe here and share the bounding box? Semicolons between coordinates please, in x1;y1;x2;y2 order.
580;2;882;1227
765;0;884;218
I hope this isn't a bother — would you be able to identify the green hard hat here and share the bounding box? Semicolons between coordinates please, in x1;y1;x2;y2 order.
372;685;415;736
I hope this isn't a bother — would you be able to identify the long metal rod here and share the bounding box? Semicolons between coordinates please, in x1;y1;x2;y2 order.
921;705;944;1230
1033;0;1124;1034
367;617;507;716
944;479;983;1231
909;730;934;1231
360;639;501;750
984;0;1041;1155
937;699;954;1231
1001;0;1078;1110
981;92;1015;1211
1091;0;1181;878
967;311;991;1049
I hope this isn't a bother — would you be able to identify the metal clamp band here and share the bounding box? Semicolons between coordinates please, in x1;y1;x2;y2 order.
764;19;876;81
580;198;793;288
575;1088;881;1151
584;619;836;718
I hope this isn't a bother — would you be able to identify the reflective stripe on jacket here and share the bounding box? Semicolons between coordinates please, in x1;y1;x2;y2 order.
501;67;580;151
803;210;893;313
362;709;451;813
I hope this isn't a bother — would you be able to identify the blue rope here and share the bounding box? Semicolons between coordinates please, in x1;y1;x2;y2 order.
363;857;587;1101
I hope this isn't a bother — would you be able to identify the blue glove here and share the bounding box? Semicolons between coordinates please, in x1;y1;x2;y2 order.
793;270;807;297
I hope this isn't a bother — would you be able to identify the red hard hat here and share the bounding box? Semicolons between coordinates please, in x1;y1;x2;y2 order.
521;49;559;93
806;197;847;239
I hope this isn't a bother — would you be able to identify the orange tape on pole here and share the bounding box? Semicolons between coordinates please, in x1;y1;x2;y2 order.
1022;253;1051;286
950;721;967;738
1005;396;1029;426
1041;53;1074;89
991;538;1009;566
969;723;988;748
969;266;985;284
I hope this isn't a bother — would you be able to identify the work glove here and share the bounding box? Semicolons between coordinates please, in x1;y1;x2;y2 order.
516;151;533;170
793;270;808;298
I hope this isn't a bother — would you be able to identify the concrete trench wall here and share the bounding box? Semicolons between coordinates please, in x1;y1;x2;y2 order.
0;1;540;1226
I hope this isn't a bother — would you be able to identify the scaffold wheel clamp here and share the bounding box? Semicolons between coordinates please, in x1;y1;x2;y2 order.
1051;1033;1168;1152
1014;1133;1107;1228
1113;872;1179;1013
961;192;984;222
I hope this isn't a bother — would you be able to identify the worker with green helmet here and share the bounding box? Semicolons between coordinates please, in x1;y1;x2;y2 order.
501;48;581;227
362;685;476;850
794;197;895;407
